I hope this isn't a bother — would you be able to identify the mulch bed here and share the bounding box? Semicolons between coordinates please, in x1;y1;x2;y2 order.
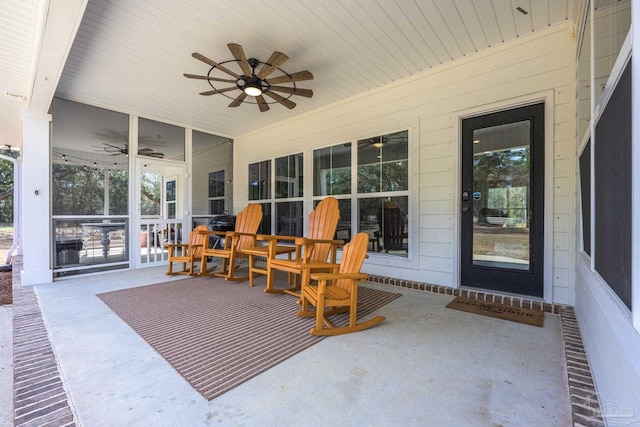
0;271;11;305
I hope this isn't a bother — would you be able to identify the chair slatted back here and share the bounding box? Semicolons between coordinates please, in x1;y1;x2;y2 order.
234;204;263;250
307;197;340;262
190;225;209;257
335;232;369;290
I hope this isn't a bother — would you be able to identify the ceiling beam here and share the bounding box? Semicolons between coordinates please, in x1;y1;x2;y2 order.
26;0;88;115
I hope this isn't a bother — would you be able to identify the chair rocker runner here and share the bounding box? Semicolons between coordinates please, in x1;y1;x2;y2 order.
199;204;262;281
258;196;342;295
298;232;385;336
166;225;209;276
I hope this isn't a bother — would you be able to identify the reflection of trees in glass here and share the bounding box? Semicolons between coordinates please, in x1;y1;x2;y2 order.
140;172;161;216
357;161;408;193
473;148;529;217
322;167;351;195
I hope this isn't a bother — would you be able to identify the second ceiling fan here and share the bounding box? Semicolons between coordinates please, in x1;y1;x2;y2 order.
184;43;313;112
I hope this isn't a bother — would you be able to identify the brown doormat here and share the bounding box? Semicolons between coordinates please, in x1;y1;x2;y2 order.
98;277;401;400
446;296;544;327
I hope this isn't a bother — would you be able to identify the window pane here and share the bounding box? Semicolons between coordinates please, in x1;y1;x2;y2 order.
313;143;351;196
577;5;591;139
140;172;161;216
275;153;303;198
593;0;630;104
51;98;129;216
166;180;176;202
357;131;408;193
138;117;185;161
248;160;271;200
276;201;304;236
359;196;408;256
208;170;225;198
258;203;272;235
167;203;176;219
108;169;129;215
209;199;225;215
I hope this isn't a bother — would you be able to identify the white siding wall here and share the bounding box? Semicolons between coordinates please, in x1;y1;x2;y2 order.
234;23;574;304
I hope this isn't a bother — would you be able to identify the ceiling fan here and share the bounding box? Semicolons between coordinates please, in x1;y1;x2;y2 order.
184;43;313;112
101;143;165;158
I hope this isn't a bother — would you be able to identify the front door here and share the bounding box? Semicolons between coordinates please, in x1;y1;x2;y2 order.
460;102;545;297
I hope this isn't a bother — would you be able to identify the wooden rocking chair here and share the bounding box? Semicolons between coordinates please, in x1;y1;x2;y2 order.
298;232;385;336
199;204;262;281
259;196;342;294
166;225;209;276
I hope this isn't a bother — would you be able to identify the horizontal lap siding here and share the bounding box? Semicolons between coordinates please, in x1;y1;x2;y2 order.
234;23;574;303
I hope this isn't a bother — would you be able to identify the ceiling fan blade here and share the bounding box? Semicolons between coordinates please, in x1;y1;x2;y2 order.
199;87;238;96
256;51;289;79
255;95;270;112
183;73;237;83
263;91;296;109
227;43;252;76
192;52;240;78
229;92;248;107
269;85;313;98
266;70;313;85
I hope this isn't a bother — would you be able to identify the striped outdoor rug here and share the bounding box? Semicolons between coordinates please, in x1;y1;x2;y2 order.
98;276;401;400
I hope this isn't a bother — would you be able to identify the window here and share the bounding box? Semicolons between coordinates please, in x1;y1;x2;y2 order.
357;131;408;193
208;170;225;214
51;98;129;216
313;143;351;196
276;153;303;198
165;179;176;219
248;160;272;234
275;154;303;236
314;130;410;256
138;118;185;161
576;3;591;141
357;131;409;256
248;160;271;201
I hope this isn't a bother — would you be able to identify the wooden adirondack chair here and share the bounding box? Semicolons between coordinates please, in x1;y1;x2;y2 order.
166;225;209;276
298;232;385;336
260;196;342;294
199;204;262;281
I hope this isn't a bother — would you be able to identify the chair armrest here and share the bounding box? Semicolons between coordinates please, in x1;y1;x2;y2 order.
257;234;298;242
310;272;368;281
298;261;340;270
294;237;344;246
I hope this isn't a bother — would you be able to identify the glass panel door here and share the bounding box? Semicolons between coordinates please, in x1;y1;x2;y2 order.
135;159;186;268
461;103;545;297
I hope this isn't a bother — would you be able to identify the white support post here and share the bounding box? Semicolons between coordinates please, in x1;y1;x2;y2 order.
20;111;53;285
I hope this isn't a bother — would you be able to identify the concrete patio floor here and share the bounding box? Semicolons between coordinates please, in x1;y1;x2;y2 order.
6;264;581;426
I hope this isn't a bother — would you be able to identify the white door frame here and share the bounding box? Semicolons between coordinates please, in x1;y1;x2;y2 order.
133;157;188;268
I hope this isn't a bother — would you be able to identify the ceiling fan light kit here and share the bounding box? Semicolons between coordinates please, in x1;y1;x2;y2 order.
185;43;313;112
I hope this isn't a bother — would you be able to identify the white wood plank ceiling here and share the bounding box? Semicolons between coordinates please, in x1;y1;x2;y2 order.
2;0;577;146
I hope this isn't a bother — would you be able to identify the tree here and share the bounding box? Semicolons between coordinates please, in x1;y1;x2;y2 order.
0;150;18;224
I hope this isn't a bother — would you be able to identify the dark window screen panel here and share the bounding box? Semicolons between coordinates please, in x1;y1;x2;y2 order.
579;140;591;256
594;60;631;310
